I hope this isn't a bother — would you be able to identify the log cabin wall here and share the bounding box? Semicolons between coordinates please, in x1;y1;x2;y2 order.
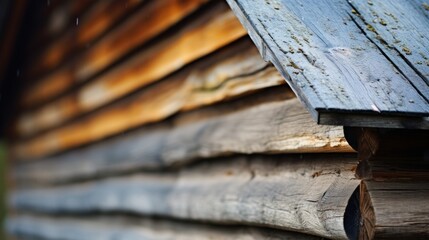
2;1;428;240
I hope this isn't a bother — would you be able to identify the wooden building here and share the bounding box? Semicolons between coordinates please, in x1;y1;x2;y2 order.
1;0;428;239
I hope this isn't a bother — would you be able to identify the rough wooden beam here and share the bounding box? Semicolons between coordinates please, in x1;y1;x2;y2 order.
13;93;354;183
16;39;279;138
359;180;429;240
343;127;429;238
21;0;208;108
7;214;321;240
344;127;429;180
10;155;360;239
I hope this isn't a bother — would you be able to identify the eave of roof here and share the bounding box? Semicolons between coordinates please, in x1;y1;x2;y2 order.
227;0;429;129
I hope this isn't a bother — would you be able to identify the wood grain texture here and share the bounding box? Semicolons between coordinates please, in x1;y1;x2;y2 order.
227;0;429;128
7;215;322;240
349;0;429;93
10;155;360;239
77;1;245;111
13;95;354;182
12;41;291;160
21;0;208;109
360;180;429;239
16;39;279;138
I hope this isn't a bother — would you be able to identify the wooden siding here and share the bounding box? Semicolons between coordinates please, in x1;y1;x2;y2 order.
5;1;429;240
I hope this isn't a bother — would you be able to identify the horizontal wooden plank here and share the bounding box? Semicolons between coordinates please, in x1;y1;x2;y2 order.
13;42;289;159
24;0;143;81
75;2;246;110
10;154;360;239
7;214;321;240
16;39;279;138
75;0;210;83
319;112;429;129
360;180;429;239
227;0;429;127
13;93;354;182
21;0;208;108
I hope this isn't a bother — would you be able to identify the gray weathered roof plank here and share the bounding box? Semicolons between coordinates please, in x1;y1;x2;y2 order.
227;0;429;128
350;0;429;98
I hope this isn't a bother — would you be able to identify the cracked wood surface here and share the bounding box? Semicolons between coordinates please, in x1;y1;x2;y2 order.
13;92;353;183
7;214;321;240
12;39;288;160
227;0;429;129
10;155;360;239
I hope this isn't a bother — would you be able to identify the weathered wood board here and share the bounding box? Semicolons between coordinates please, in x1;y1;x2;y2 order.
10;155;360;239
75;2;245;111
21;0;208;109
227;0;429;129
16;39;279;138
12;45;292;160
7;215;322;240
13;95;354;182
360;180;429;239
350;0;429;87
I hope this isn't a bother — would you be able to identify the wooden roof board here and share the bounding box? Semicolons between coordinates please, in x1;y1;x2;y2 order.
227;0;429;129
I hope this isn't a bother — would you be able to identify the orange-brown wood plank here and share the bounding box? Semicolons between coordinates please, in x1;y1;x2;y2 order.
13;39;282;160
16;1;245;138
75;0;209;83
